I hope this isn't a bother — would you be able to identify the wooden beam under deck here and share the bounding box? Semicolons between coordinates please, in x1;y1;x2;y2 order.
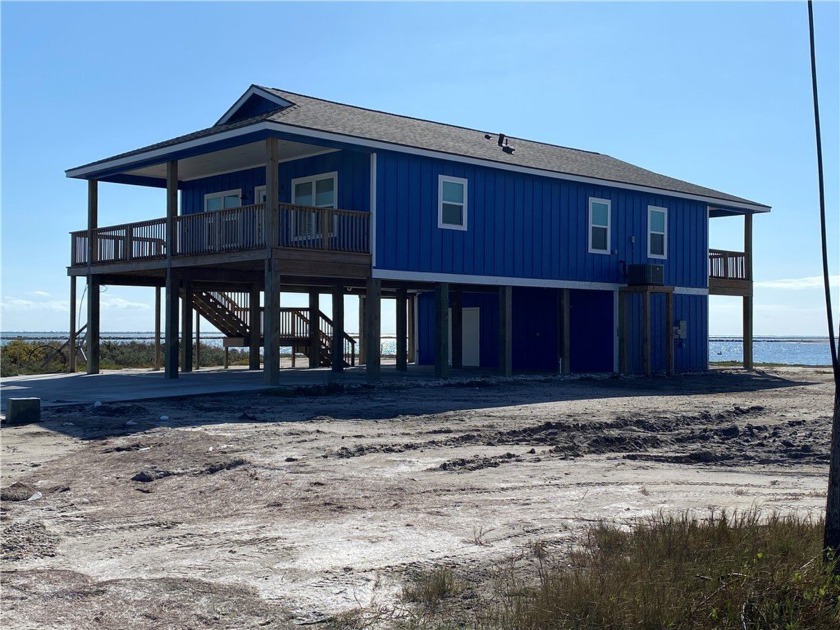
709;278;753;297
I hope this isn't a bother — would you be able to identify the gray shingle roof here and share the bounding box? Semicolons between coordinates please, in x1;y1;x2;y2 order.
262;87;767;209
69;85;768;210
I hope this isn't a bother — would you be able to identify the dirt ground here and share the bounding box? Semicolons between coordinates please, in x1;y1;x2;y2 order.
1;366;835;628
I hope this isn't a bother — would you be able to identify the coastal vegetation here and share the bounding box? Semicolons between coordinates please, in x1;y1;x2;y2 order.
393;511;840;629
0;339;248;377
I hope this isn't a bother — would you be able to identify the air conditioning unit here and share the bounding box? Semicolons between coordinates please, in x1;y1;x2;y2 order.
627;264;664;286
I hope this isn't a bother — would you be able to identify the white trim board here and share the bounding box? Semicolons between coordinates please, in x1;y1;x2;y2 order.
372;269;623;291
66;119;770;215
673;287;709;296
373;268;711;296
215;85;293;126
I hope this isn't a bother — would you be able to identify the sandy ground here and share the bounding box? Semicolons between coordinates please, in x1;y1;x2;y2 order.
1;366;835;628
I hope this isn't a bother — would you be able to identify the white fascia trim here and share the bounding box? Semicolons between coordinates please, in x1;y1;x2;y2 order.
371;269;623;291
215;86;293;126
370;152;377;267
67;118;770;214
673;287;709;296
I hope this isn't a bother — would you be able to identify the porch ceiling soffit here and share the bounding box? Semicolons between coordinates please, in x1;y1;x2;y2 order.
121;139;338;183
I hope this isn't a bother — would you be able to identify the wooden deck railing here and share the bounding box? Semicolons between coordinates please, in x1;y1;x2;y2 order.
70;203;370;266
708;249;749;280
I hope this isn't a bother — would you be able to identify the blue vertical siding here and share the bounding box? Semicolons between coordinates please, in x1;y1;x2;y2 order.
418;288;705;374
375;150;709;288
224;94;284;124
512;287;559;372
569;289;615;373
181;150;370;215
625;292;708;373
417;291;499;369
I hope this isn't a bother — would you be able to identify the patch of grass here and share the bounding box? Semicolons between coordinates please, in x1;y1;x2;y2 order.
402;567;461;614
490;510;840;629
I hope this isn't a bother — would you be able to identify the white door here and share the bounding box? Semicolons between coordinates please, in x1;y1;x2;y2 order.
448;307;480;367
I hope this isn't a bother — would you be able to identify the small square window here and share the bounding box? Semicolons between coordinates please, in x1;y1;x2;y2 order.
588;198;611;254
648;206;667;259
438;176;468;230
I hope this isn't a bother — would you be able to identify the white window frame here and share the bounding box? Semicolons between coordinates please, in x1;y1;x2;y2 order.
254;185;266;205
588;197;611;254
203;188;242;212
438;175;468;231
647;205;668;259
203;189;242;249
291;171;338;240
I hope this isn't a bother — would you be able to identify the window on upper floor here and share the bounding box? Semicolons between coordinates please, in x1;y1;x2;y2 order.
203;189;242;248
648;206;668;259
438;175;468;230
291;172;337;240
588;198;611;254
204;189;241;212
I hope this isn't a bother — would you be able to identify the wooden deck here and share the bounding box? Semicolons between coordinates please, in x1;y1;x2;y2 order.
708;248;752;296
68;203;371;280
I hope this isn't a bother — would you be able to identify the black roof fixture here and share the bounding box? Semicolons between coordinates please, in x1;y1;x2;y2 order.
497;132;505;146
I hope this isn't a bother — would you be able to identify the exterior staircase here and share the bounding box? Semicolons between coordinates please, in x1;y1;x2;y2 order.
188;290;355;367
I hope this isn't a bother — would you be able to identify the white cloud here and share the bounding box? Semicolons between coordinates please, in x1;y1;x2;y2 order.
755;275;840;290
1;297;69;313
101;297;150;310
30;290;51;297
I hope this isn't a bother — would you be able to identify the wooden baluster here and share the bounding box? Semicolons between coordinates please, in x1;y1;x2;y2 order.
322;208;329;250
125;227;133;261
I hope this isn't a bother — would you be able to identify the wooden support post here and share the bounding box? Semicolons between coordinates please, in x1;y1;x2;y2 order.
154;286;161;371
308;290;320;368
435;283;450;378
407;294;416;364
88;179;98;264
396;287;408;371
249;284;261;370
561;288;571;375
643;289;652;377
164;161;179;379
68;277;77;373
86;276;100;374
498;286;512;377
181;284;193;373
618;291;628;376
224;348;229;369
332;284;345;373
665;291;674;376
743;213;754;370
451;287;463;370
358;296;367;365
365;278;381;382
164;275;179;379
743;296;754;370
195;311;201;370
264;260;280;384
264;138;281;385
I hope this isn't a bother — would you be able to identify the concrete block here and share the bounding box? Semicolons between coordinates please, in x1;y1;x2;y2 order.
5;398;41;425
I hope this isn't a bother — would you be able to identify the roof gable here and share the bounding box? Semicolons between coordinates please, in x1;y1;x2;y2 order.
215;85;293;126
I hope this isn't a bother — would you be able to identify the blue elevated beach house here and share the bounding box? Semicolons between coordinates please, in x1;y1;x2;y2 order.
66;85;769;382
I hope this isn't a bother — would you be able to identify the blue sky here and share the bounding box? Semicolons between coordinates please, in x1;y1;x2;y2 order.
1;1;838;336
